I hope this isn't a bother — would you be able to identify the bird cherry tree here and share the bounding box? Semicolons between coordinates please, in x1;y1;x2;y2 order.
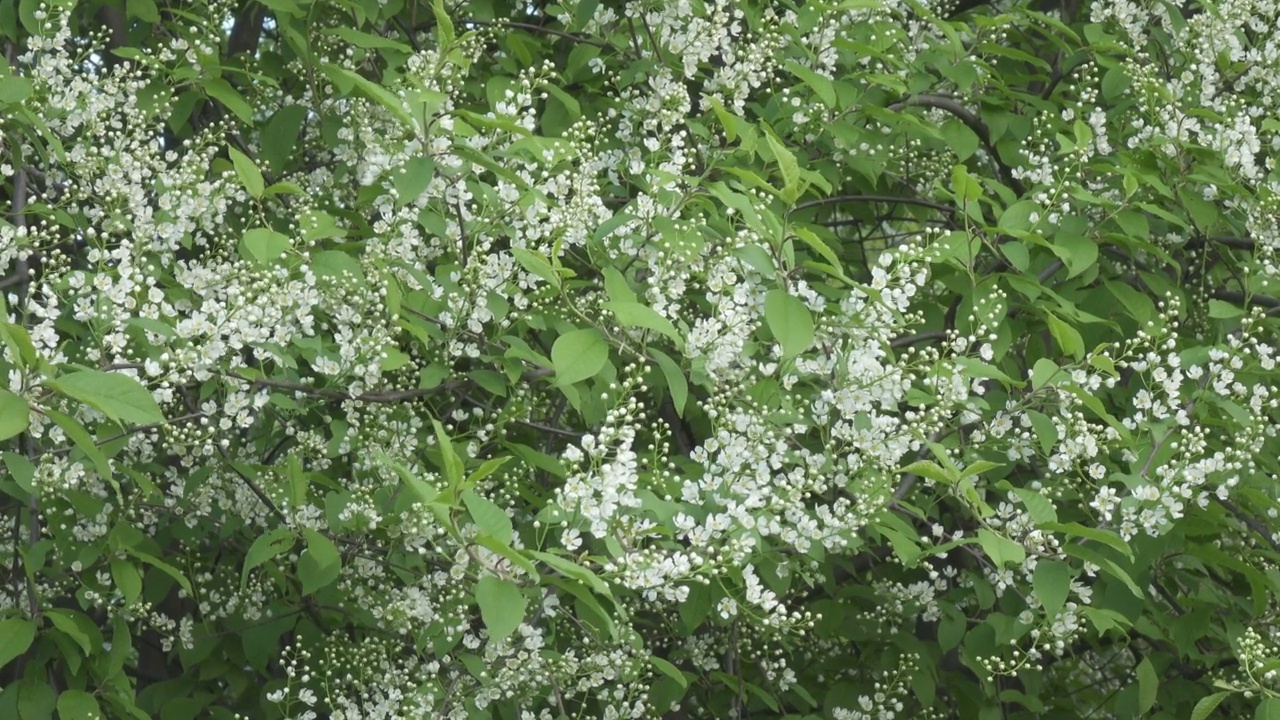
1;0;1279;718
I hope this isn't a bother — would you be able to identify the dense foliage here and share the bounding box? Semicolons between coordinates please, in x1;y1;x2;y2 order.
1;0;1280;717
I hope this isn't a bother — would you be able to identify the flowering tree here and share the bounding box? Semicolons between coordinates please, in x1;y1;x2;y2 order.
1;0;1279;717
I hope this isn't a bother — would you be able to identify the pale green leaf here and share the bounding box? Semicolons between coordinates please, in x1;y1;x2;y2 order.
475;575;526;641
552;328;608;386
46;371;164;426
228;146;264;199
0;389;30;440
764;289;814;359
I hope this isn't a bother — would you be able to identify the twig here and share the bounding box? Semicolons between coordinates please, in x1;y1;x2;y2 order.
792;194;956;217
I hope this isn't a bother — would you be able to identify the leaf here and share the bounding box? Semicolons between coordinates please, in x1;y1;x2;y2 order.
650;656;688;689
204;78;254;124
1051;233;1098;279
0;617;36;669
111;558;143;605
764;289;814;359
125;0;158;21
241;228;292;264
1190;692;1230;720
1259;698;1280;720
898;460;954;484
45;609;93;655
462;489;513;541
764;127;801;201
552;328;609;386
42;409;112;482
260;105;308;174
528;550;612;597
977;528;1025;567
941;118;980;161
510;247;561;287
297;528;341;595
475;575;526;641
651;349;689;417
242;527;297;588
0;76;33;105
603;300;682;347
228;146;264;199
1030;357;1060;390
1136;656;1158;715
473;536;540;581
46;371;164;426
1011;487;1058;523
0;389;30;440
127;548;193;595
431;419;465;488
1033;560;1071;620
392;155;436;206
321;64;413;128
1041;522;1133;560
56;689;102;719
784;60;836;107
432;0;455;47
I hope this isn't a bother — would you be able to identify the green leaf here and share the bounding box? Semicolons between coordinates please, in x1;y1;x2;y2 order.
1042;522;1133;560
228;146;264;199
552;328;609;386
999;200;1042;232
1190;692;1231;720
1051;233;1098;279
126;548;193;595
241;228;292;264
1030;358;1060;390
320;64;413;128
941;118;980;161
1011;487;1058;523
0;76;33;105
392;155;436;207
110;558;143;605
432;0;455;47
1208;299;1244;319
764;289;814;359
46;371;164;426
1259;698;1280;720
45;609;93;655
650;656;688;689
764;128;801;201
260;104;308;174
0;389;30;440
1033;559;1071;620
3;453;36;495
473;536;540;581
603;300;682;348
510;247;562;288
55;690;102;719
651;349;689;417
297;528;341;595
125;0;159;21
462;489;513;541
977;529;1025;567
204;78;254;124
1136;656;1158;715
42;409;112;481
431;419;465;488
242;527;296;588
784;60;836;107
0;617;36;669
475;575;526;641
528;550;612;597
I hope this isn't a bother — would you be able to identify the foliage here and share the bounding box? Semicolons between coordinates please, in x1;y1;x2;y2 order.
1;0;1280;718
